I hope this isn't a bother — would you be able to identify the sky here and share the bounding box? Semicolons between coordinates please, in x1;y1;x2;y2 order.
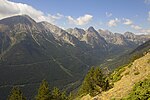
0;0;150;34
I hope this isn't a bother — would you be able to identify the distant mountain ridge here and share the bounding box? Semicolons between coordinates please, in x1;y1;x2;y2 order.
0;15;149;99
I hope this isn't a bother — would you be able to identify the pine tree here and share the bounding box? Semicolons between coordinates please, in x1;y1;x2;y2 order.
35;80;51;100
61;91;68;100
51;87;61;100
51;87;68;100
79;67;110;96
93;67;103;87
79;67;95;95
8;87;26;100
103;79;109;90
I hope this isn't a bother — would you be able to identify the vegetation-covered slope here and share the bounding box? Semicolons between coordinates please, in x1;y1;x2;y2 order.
81;51;150;100
100;40;150;70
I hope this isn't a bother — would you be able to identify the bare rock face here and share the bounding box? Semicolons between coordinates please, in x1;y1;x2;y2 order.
38;21;81;46
124;32;136;39
84;27;107;48
98;30;127;45
67;26;108;48
98;29;150;46
66;27;85;40
0;15;40;55
124;32;150;44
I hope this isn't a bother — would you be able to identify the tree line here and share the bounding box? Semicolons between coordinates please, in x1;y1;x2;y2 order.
7;67;111;100
8;80;70;100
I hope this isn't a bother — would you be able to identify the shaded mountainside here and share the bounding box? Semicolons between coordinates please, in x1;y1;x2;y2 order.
81;51;150;100
130;39;150;55
0;15;89;99
0;15;107;99
100;40;150;70
0;15;149;99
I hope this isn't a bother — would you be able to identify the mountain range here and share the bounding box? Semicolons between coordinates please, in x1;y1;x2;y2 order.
0;15;149;99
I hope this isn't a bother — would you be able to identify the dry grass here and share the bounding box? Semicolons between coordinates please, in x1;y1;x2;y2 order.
80;52;150;100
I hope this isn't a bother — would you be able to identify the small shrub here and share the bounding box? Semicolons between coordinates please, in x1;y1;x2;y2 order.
134;71;140;75
122;78;150;100
127;63;132;68
110;67;125;82
125;71;130;76
147;59;150;63
111;98;116;100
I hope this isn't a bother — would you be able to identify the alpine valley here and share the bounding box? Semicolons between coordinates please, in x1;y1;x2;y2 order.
0;15;150;99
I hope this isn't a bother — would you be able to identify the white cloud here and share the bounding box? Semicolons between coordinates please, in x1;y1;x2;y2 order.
121;18;150;34
144;0;150;4
107;18;120;27
122;18;145;32
140;29;150;34
106;12;112;17
0;0;63;23
67;14;93;25
125;21;150;34
123;18;133;25
48;13;64;20
131;25;142;30
130;24;150;34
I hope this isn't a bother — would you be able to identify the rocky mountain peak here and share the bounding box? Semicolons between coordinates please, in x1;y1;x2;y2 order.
86;27;101;38
66;28;73;33
74;27;85;34
0;15;36;26
124;32;136;39
87;26;96;33
98;29;114;37
0;15;39;35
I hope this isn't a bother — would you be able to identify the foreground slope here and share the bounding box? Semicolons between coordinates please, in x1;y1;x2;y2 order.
81;50;150;100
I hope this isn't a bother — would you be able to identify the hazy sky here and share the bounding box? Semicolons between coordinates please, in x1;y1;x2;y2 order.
1;0;150;34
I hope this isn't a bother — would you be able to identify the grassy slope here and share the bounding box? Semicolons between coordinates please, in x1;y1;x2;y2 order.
81;51;150;100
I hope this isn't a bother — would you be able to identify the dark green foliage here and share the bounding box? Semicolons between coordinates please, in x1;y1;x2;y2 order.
127;63;132;68
134;71;140;75
35;80;69;100
51;87;62;100
35;80;51;100
103;79;110;90
8;87;26;100
147;59;150;63
130;53;144;62
110;66;125;82
101;40;150;70
51;87;68;100
61;91;69;100
129;40;150;63
78;67;110;96
125;71;130;76
122;78;150;100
